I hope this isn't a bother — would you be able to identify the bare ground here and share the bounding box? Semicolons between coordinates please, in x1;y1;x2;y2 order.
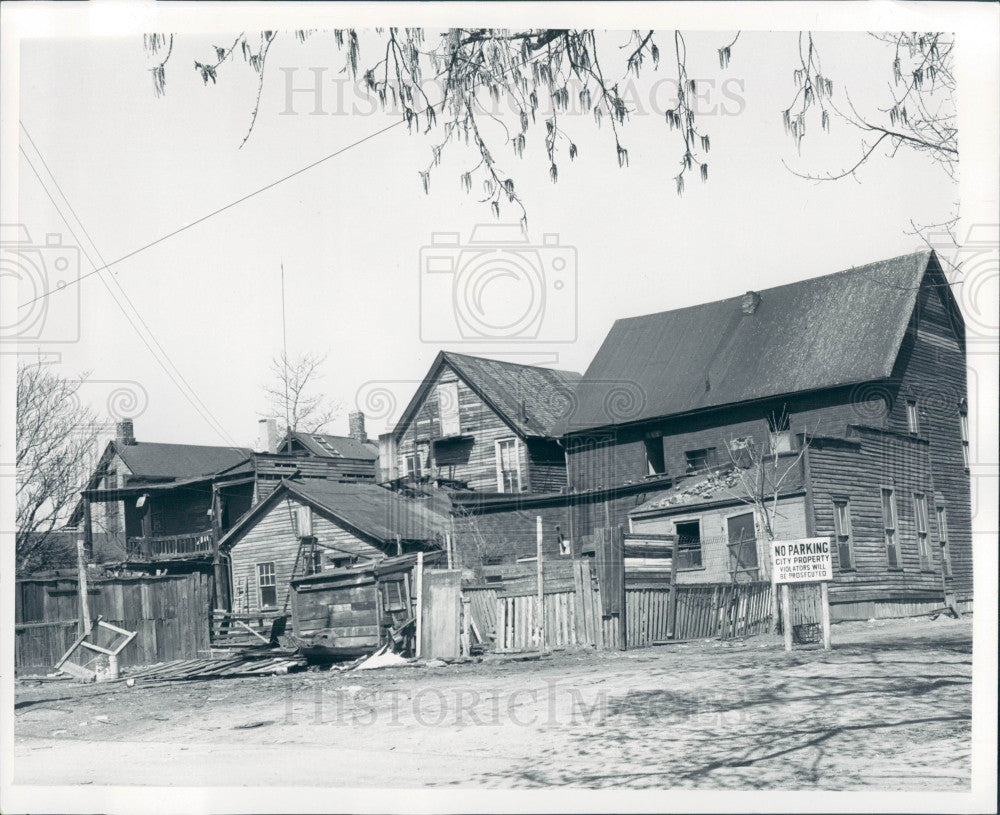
13;616;971;790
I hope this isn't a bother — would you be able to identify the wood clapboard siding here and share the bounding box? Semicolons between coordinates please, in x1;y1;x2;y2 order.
396;362;568;493
807;429;945;605
881;283;972;597
228;495;385;615
14;572;212;673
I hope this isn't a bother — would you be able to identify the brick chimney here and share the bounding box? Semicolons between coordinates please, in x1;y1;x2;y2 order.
258;418;280;453
116;418;136;446
740;291;762;315
348;411;367;443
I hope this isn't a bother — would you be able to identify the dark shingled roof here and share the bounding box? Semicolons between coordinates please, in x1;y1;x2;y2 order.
561;250;946;434
286;431;378;461
115;441;251;481
220;479;449;551
394;351;582;440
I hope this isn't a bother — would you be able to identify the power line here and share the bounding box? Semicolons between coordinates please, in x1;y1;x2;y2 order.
17;43;560;311
18;128;244;449
18;115;408;310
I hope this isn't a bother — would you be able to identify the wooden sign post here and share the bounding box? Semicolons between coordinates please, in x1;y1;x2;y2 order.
771;537;833;652
536;516;546;651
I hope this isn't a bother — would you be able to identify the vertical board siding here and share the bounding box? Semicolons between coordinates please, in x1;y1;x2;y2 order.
14;572;211;674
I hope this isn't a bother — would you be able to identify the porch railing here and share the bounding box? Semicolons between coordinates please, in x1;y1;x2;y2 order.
127;530;215;561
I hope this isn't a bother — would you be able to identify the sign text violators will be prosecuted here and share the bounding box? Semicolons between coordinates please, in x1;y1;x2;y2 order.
771;538;833;584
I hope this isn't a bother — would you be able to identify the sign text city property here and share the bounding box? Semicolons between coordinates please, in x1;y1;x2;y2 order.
771;538;833;584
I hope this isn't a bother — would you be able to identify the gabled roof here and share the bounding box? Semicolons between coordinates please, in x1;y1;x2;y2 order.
561;250;956;434
114;441;251;481
281;431;378;461
219;479;449;552
392;351;582;441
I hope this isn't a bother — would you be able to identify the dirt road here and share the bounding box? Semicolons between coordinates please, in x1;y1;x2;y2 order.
13;617;971;789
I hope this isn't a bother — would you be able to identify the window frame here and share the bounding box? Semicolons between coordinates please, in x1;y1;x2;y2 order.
936;503;952;578
495;437;522;493
684;447;716;474
960;411;970;469
725;510;759;579
913;492;932;571
881;487;902;570
436;380;461;438
672;518;704;571
906;400;920;435
256;561;277;609
832;497;855;572
643;437;666;477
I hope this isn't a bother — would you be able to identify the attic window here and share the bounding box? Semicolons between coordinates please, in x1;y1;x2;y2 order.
685;448;716;473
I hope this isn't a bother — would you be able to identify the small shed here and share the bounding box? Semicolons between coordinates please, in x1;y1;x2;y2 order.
289;551;446;658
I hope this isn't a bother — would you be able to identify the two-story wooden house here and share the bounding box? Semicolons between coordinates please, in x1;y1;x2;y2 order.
559;250;972;619
384;351;581;494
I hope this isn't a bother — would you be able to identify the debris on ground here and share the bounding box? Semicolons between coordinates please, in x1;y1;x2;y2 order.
124;651;305;682
353;645;410;671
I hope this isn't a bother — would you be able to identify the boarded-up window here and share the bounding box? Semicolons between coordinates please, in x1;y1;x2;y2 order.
914;493;931;570
727;512;758;578
674;520;703;570
881;488;900;569
437;381;460;437
832;499;854;571
257;562;277;608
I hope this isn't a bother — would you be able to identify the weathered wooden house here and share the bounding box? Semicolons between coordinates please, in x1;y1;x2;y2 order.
382;351;581;493
557;250;971;619
217;478;449;616
70;420;251;565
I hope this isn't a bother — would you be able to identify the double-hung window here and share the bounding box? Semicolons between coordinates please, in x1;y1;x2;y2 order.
913;493;932;570
833;499;855;571
881;488;901;569
495;438;521;493
257;562;277;608
936;504;952;578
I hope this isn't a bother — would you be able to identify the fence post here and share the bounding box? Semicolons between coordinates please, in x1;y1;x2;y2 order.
76;539;91;636
781;583;792;652
536;516;546;651
668;536;680;639
820;581;832;649
415;551;424;658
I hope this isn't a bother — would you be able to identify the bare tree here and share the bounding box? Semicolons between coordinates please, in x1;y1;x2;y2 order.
16;363;100;575
143;29;957;236
722;410;813;632
262;351;341;436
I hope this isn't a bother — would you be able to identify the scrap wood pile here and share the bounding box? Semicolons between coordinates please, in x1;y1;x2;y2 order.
125;649;305;682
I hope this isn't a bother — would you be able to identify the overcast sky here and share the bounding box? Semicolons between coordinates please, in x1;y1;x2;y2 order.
16;30;959;449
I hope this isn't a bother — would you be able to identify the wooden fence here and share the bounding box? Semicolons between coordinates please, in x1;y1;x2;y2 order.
672;581;773;640
14;572;212;674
